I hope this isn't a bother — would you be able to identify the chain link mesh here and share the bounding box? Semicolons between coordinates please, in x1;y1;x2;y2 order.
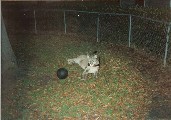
35;10;64;34
2;8;171;66
66;11;98;42
131;16;168;59
99;14;129;45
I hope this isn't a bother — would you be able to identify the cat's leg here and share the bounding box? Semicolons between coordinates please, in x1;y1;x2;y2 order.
81;67;89;80
81;70;86;80
94;72;98;78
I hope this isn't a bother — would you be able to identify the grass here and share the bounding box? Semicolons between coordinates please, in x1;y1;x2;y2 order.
2;33;155;119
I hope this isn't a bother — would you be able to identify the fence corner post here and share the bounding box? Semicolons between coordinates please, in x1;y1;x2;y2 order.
64;11;67;34
164;22;171;67
34;9;37;34
128;15;132;47
96;14;100;42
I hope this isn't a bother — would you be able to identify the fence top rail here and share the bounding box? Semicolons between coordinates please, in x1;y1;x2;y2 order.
132;15;169;25
3;8;170;25
54;9;171;25
65;9;129;16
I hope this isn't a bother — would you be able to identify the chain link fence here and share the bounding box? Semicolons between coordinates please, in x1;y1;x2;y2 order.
99;13;129;45
35;9;64;34
65;10;98;41
2;9;171;67
131;16;170;63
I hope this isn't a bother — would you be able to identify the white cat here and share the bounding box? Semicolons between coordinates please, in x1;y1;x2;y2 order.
67;52;100;80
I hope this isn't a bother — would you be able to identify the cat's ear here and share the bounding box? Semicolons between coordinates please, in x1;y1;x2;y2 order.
87;52;90;58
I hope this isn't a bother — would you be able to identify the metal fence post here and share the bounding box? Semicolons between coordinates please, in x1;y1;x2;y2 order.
128;15;132;47
120;0;122;8
164;23;171;67
33;10;37;34
144;0;146;7
96;14;100;42
64;11;67;34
